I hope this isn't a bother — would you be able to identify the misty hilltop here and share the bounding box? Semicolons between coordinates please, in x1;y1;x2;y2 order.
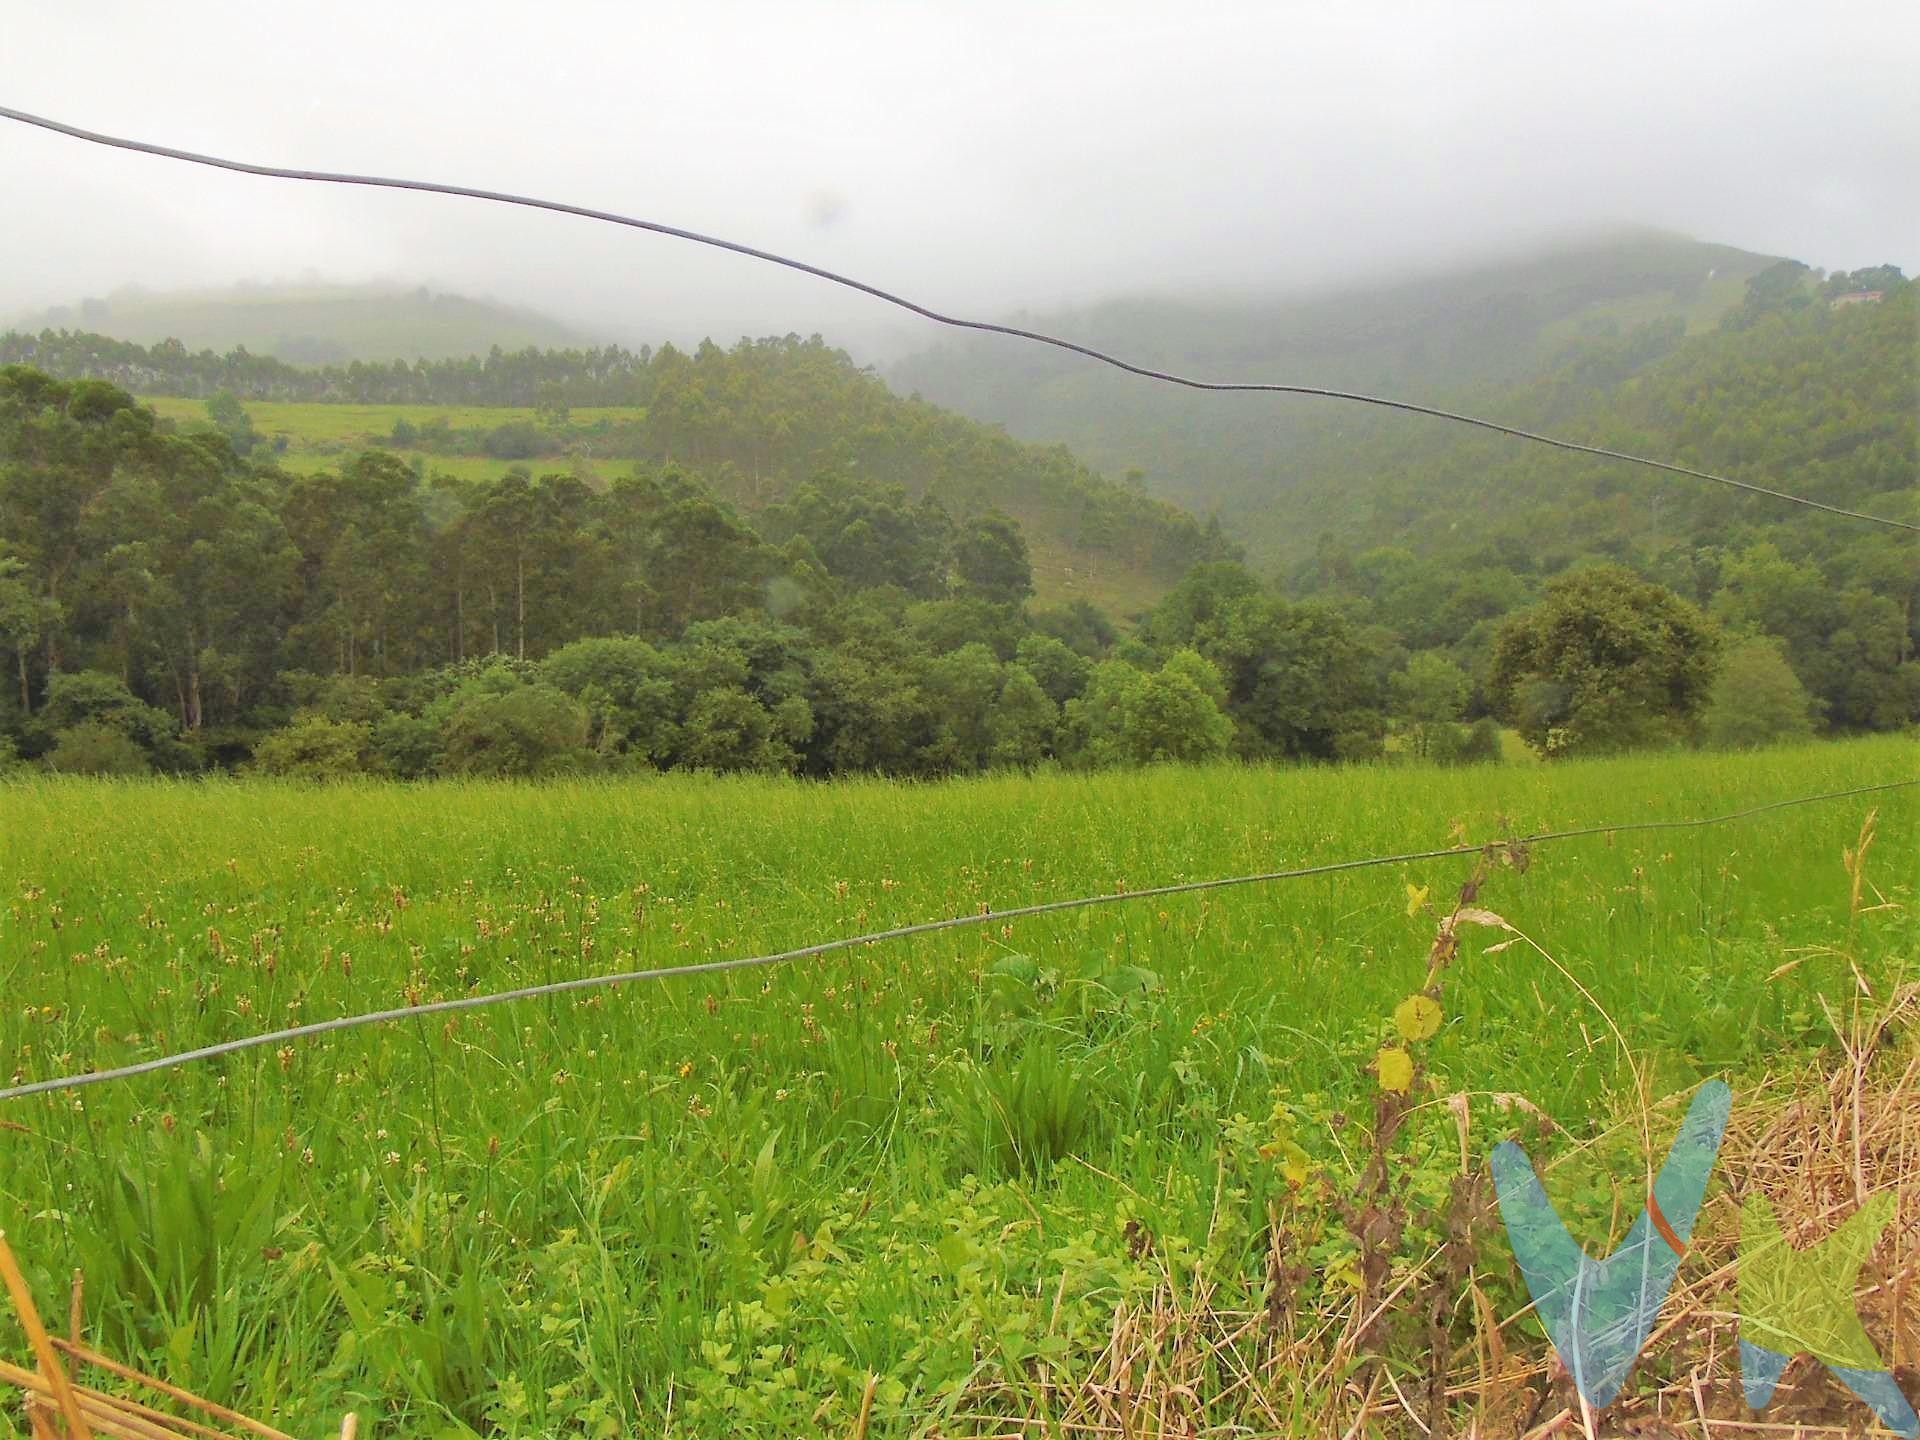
891;229;1783;522
6;281;592;364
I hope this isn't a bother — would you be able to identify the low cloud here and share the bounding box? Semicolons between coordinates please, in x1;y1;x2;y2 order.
2;0;1914;360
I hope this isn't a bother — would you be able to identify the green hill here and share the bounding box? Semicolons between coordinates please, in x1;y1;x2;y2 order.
1270;263;1919;740
7;282;590;363
892;229;1782;557
1;328;1233;616
1263;261;1917;573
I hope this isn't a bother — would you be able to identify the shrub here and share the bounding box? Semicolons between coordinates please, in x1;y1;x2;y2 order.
250;715;376;779
1426;716;1505;766
41;671;177;748
1703;637;1820;748
676;688;793;773
480;420;551;460
372;712;444;779
46;722;150;776
441;684;594;777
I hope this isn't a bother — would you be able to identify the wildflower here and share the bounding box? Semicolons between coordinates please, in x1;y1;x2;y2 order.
678;1062;693;1079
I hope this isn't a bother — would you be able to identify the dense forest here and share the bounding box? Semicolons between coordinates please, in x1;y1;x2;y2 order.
1266;262;1916;566
0;365;1396;779
1273;266;1920;734
1;259;1913;780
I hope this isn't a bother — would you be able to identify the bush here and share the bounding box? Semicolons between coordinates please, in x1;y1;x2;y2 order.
1425;717;1504;766
41;671;177;747
441;684;594;777
1703;637;1819;748
45;722;150;776
36;671;194;770
542;637;679;760
481;421;552;460
676;687;794;773
250;715;376;779
372;712;444;779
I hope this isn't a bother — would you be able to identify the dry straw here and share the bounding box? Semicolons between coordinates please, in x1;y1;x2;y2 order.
0;1234;358;1440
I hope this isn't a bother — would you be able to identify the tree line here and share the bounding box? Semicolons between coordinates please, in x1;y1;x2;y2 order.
2;284;1912;779
0;366;1404;779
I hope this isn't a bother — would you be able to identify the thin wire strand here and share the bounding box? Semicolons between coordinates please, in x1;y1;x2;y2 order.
3;777;1910;1105
1;103;1913;535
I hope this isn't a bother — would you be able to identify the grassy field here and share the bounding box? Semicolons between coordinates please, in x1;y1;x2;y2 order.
142;395;644;441
1;739;1914;1436
140;395;630;482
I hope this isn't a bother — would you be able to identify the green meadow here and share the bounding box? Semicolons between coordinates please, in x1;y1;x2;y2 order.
139;395;629;479
1;739;1914;1436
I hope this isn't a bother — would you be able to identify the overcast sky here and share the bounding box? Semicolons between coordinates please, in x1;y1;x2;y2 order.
3;0;1916;359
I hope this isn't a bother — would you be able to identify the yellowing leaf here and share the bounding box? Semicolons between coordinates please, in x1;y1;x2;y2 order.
1260;1138;1313;1186
1375;1046;1415;1093
1405;883;1430;917
1393;995;1443;1042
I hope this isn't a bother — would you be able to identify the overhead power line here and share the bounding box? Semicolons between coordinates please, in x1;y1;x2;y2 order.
1;776;1910;1105
0;103;1914;535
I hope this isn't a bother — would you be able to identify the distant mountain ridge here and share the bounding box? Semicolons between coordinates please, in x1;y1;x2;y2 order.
7;281;590;363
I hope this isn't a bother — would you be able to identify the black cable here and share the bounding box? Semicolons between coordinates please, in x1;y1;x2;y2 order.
0;103;1913;534
2;776;1910;1105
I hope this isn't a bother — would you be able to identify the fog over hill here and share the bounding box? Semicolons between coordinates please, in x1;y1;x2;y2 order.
890;230;1790;533
7;281;590;364
2;3;1912;358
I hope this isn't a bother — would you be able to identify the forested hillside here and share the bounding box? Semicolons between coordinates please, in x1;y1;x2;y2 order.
893;230;1781;538
892;246;1918;751
1270;261;1916;568
1276;265;1919;744
1;256;1912;783
6;282;587;364
0;330;1231;613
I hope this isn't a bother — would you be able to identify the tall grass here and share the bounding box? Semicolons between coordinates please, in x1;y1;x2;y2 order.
0;738;1913;1435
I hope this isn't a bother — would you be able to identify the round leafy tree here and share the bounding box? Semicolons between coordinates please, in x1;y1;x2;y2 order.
1489;565;1719;757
